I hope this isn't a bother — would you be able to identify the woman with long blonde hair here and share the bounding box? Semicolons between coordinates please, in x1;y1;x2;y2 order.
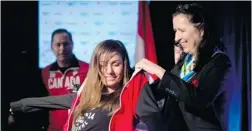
9;39;133;131
71;39;133;131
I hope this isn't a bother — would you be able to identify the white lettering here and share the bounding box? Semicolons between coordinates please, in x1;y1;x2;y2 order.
57;77;63;88
65;76;70;87
47;75;82;89
48;79;53;89
53;78;57;88
90;113;95;120
69;76;74;88
48;77;65;89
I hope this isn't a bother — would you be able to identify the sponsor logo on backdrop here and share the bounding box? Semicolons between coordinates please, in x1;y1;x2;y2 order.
121;11;131;16
54;12;62;16
94;21;104;26
108;22;116;25
123;42;131;46
42;12;50;16
43;21;48;25
67;2;74;6
42;48;53;56
93;12;103;16
70;31;77;35
95;31;101;35
80;41;88;45
55;21;63;25
80;12;88;16
108;1;117;6
43;32;51;35
80;32;91;36
80;2;89;5
39;1;138;68
41;2;52;6
108;31;117;36
43;40;51;45
120;32;134;36
123;22;130;25
120;2;133;5
67;22;77;25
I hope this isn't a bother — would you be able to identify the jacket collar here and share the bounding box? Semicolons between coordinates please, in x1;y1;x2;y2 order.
49;54;79;71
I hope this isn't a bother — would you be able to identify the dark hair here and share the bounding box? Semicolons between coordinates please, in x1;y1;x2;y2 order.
51;28;73;44
173;3;205;32
173;3;226;71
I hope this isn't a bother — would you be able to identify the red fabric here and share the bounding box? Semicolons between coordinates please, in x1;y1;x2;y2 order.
109;71;158;131
138;1;157;64
63;71;157;131
63;90;82;131
42;61;89;131
192;78;199;88
63;95;80;131
64;1;158;130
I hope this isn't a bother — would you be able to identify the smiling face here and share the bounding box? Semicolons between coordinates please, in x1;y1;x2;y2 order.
99;52;124;92
173;14;204;56
51;32;73;64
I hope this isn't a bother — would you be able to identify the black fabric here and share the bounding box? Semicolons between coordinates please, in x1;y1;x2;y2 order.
71;93;116;131
50;54;80;72
149;2;250;131
136;80;189;131
2;2;250;131
137;53;232;131
10;93;77;112
71;108;110;131
160;53;232;108
9;93;77;131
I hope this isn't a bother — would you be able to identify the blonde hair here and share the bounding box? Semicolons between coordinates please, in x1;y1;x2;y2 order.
73;39;132;122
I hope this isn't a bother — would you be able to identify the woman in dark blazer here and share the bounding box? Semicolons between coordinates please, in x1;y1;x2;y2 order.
135;3;232;131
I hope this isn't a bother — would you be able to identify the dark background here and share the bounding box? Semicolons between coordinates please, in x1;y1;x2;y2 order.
2;1;251;131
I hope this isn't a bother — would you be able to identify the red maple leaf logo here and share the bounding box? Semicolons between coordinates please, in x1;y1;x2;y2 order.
192;78;199;88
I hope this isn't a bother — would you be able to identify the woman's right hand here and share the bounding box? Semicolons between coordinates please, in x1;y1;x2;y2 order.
9;108;13;115
174;45;184;64
8;108;15;125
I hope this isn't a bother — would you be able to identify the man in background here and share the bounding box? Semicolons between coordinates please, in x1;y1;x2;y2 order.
41;28;89;131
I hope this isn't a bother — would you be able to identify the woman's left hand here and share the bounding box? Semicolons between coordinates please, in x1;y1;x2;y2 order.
135;59;166;79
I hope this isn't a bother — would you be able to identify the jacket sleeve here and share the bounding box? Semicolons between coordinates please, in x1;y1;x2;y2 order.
136;80;169;131
10;93;77;113
159;53;232;109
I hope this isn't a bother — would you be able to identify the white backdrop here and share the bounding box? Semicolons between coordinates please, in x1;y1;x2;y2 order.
38;1;139;68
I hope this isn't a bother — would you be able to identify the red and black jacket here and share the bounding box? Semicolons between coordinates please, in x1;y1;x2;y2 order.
41;55;89;131
11;53;231;131
63;69;158;131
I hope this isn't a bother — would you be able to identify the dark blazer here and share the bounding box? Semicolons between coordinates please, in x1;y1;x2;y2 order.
136;52;233;131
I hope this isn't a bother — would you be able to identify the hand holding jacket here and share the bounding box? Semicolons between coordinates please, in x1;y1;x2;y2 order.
136;53;232;131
